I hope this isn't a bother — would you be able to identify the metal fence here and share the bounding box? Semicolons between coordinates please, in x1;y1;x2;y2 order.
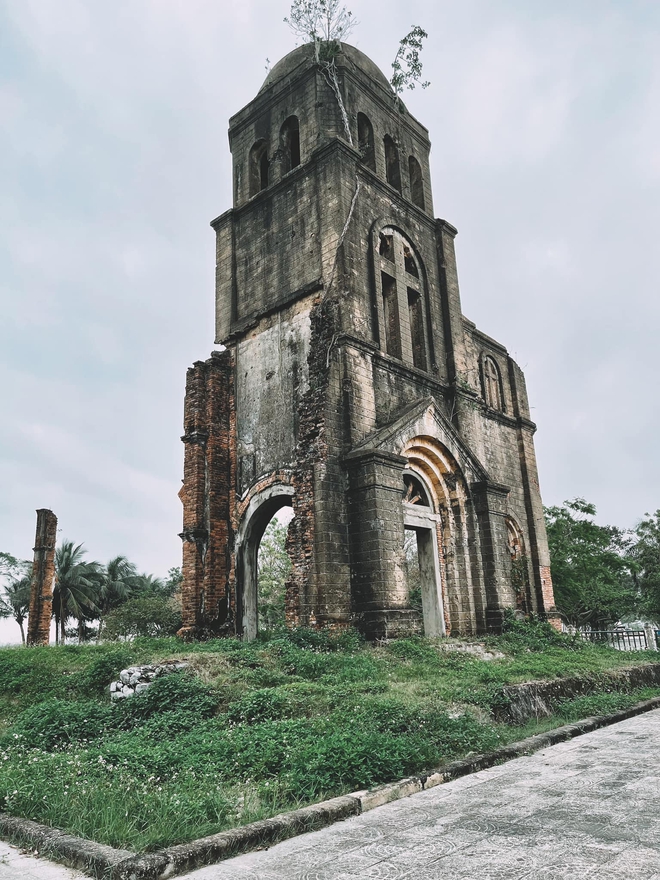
579;630;650;651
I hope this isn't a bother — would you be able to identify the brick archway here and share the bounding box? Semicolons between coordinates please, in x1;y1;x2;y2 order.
235;484;294;640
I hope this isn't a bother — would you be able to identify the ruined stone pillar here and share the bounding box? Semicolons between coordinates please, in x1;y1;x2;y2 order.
471;481;513;632
26;509;57;646
346;448;418;638
179;350;236;639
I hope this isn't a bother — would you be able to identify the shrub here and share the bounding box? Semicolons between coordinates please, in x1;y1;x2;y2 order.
117;673;218;726
79;647;135;694
101;597;182;640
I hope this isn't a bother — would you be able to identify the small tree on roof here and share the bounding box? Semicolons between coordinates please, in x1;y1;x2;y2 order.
285;0;356;44
391;26;430;96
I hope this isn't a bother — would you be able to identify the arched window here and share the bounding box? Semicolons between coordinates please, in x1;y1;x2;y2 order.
404;473;430;507
384;135;401;192
408;156;425;210
357;113;375;171
482;355;504;411
375;227;431;371
280;116;300;174
249;140;269;196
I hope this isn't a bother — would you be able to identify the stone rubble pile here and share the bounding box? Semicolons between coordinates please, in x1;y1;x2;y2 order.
109;661;189;701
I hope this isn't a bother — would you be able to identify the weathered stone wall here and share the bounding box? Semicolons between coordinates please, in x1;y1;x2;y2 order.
180;41;557;639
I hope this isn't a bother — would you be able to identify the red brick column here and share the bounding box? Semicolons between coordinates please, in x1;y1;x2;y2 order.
179;350;236;638
26;509;57;646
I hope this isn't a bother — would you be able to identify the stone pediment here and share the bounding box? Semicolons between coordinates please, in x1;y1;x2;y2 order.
346;396;491;485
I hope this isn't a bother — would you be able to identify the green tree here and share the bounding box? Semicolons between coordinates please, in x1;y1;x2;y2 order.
257;519;292;630
390;26;430;97
96;555;139;638
162;566;183;598
0;552;21;579
545;498;634;629
101;595;182;640
0;561;31;645
132;573;167;596
53;541;103;644
628;510;660;622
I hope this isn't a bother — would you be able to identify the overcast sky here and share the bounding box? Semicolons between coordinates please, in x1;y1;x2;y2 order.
1;0;658;643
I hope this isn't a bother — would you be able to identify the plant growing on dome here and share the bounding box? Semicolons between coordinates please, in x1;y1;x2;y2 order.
285;0;357;46
391;26;431;98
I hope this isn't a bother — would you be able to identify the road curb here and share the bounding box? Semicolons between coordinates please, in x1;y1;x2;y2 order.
2;696;660;879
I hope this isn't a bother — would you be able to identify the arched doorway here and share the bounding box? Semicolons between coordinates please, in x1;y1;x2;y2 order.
236;485;294;640
402;436;482;634
402;471;446;637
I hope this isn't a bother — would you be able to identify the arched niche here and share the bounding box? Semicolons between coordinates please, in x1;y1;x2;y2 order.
357;112;376;171
236;484;294;640
249;139;269;196
505;515;531;614
280;116;301;173
481;354;505;412
408;155;425;210
384;135;401;192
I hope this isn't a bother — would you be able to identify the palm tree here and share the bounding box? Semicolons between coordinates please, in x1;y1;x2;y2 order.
133;573;166;595
53;541;102;644
0;568;31;645
97;555;138;638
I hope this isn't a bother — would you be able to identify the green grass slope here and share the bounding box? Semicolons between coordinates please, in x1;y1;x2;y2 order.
0;620;657;851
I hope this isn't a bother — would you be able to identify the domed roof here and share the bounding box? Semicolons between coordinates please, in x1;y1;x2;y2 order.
259;42;393;94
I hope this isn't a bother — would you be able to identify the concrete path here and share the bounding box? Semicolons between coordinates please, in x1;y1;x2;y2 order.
1;709;660;879
186;709;660;880
0;840;82;880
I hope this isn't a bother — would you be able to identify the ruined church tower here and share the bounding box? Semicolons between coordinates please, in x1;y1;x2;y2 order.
179;42;558;639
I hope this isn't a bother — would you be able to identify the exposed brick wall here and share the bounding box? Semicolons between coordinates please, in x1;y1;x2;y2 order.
179;350;236;638
284;294;337;628
26;508;57;647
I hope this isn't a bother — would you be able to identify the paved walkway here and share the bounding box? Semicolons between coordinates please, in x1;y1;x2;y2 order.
0;841;82;880
1;710;660;879
188;709;660;880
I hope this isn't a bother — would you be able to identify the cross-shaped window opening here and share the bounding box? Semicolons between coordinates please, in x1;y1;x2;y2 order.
376;228;430;372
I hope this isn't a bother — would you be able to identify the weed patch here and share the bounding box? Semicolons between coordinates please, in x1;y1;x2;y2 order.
0;625;657;851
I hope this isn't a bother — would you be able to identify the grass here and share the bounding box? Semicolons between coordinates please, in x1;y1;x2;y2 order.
0;619;658;851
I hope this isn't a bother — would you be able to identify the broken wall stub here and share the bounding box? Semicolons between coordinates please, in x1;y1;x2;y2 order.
179;42;560;640
26;508;57;647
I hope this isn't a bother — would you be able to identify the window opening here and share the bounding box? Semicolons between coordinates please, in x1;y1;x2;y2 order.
403;246;419;277
280;116;300;173
404;473;430;506
408;156;425;209
249;140;269;196
408;289;428;371
381;272;402;359
384;135;401;192
376;227;430;371
357;113;376;171
379;233;395;262
404;529;423;614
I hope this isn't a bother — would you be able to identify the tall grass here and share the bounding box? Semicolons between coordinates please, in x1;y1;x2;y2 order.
0;623;657;850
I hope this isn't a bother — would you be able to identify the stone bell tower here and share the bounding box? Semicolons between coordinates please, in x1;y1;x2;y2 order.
178;41;558;640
